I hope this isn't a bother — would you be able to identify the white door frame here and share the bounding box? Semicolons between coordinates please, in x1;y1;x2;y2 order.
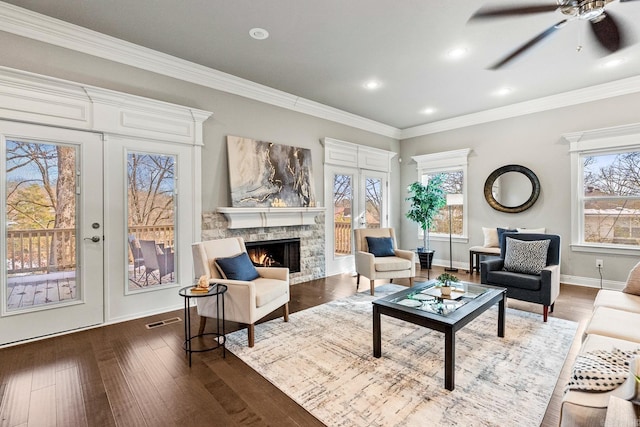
0;121;104;345
323;138;395;276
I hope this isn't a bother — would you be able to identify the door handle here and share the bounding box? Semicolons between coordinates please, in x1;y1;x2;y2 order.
84;236;101;242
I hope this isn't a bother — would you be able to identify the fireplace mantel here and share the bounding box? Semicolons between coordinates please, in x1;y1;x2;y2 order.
217;207;325;229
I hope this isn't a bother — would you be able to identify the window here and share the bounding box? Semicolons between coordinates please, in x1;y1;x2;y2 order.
126;151;177;291
565;122;640;254
582;151;640;246
412;149;470;240
423;170;464;235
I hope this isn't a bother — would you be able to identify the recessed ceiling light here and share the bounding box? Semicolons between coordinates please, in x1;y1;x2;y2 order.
602;57;626;68
447;47;468;59
249;28;269;40
494;87;513;96
364;80;381;90
421;107;436;115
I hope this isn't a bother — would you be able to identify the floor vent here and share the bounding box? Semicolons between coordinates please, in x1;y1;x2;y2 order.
145;317;182;329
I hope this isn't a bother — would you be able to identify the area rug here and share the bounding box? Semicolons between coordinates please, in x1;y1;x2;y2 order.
226;284;578;426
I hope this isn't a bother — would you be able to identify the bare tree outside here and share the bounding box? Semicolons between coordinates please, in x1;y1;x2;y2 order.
583;152;640;245
5;140;76;273
127;152;177;289
332;174;352;255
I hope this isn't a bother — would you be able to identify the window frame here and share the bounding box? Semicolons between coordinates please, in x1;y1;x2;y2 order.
565;123;640;256
412;149;470;243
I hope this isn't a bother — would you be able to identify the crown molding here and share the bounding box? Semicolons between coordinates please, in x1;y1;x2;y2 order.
0;2;401;139
401;74;640;140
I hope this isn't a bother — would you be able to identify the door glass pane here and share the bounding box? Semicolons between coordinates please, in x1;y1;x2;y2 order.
333;174;352;257
365;177;382;229
5;139;78;311
127;152;176;291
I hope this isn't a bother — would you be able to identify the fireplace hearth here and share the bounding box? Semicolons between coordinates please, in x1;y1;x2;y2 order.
246;238;301;273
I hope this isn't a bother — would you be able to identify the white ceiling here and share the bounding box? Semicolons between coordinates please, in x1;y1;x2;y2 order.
2;0;640;131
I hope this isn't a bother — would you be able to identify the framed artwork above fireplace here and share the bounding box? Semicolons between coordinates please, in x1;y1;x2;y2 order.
227;135;316;208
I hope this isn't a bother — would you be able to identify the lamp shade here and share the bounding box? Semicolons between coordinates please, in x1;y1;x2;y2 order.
446;194;464;206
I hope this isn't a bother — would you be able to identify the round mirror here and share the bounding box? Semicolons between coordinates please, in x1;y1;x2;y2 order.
484;165;540;213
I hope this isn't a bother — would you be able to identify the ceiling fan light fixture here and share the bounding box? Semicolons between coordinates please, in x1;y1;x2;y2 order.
578;1;606;20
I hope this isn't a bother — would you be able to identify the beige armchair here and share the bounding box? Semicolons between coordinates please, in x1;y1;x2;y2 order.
354;228;415;295
191;237;290;347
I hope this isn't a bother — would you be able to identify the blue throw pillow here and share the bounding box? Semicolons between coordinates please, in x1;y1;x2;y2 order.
366;236;395;257
215;252;260;281
497;228;518;248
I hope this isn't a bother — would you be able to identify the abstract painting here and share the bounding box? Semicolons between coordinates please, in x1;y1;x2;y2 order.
227;136;316;208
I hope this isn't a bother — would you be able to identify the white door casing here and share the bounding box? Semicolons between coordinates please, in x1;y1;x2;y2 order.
0;121;104;345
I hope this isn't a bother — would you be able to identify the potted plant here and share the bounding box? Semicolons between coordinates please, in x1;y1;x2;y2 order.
435;273;459;296
405;175;447;270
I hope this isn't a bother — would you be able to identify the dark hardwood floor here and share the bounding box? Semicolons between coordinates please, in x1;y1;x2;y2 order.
0;266;598;426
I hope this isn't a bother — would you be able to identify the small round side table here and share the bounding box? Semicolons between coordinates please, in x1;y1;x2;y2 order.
178;284;227;366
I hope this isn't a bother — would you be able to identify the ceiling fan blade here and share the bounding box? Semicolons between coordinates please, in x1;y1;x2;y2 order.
590;13;622;52
619;0;640;2
470;4;559;20
489;19;567;69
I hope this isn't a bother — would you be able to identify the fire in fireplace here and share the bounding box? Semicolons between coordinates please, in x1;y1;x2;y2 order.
245;238;301;273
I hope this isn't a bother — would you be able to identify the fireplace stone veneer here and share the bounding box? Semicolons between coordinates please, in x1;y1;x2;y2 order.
201;212;325;284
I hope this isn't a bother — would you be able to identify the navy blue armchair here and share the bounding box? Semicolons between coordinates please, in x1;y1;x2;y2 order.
481;233;561;322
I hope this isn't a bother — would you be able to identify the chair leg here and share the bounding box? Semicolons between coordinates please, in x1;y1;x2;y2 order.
248;324;255;347
283;303;289;322
550;302;555;313
370;279;375;296
356;274;360;286
543;305;549;322
390;279;393;283
409;277;414;287
198;316;207;335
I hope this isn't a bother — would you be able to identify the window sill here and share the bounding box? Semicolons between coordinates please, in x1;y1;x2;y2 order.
570;243;640;256
427;234;469;244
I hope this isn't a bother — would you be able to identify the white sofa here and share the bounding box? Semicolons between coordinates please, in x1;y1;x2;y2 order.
560;289;640;426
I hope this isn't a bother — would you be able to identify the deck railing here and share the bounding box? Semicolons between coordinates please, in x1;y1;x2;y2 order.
334;221;351;254
6;225;175;274
6;228;76;274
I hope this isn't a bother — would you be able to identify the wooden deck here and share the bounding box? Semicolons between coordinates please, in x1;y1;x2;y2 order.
7;272;76;310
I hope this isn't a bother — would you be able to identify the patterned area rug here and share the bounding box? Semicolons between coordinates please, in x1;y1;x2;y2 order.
226;284;578;426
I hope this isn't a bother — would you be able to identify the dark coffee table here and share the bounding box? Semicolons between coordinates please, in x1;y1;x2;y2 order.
372;280;506;390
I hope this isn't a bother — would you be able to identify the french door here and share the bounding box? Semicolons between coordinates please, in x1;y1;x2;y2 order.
0;121;103;345
325;166;388;276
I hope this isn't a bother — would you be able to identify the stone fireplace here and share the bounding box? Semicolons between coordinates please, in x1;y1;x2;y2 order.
201;211;325;284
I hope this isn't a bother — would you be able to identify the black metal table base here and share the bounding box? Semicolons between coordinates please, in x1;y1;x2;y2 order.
180;284;226;366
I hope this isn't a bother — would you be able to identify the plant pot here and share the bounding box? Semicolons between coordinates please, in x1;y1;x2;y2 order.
417;250;434;270
440;286;452;296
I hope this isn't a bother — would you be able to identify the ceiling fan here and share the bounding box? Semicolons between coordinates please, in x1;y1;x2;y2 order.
469;0;639;69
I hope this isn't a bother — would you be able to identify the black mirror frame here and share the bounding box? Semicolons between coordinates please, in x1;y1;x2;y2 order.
483;164;540;213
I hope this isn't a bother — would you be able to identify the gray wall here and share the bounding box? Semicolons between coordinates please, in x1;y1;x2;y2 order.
0;31;401;229
3;30;639;283
399;92;640;282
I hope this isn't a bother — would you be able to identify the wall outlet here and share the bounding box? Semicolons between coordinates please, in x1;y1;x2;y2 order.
596;259;604;269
